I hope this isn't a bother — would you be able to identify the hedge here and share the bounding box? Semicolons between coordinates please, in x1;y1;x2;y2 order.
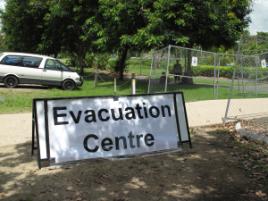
192;65;233;78
193;66;268;82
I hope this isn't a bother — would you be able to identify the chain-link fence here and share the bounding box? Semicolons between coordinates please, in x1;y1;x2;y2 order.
147;45;268;100
92;45;268;109
224;52;268;122
148;45;225;97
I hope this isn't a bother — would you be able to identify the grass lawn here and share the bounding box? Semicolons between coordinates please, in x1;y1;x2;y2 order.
0;76;268;114
0;79;132;114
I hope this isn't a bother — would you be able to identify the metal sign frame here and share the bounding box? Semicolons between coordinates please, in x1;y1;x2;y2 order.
32;92;191;168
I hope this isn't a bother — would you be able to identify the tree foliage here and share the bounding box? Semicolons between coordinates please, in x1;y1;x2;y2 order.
240;31;268;54
41;0;99;73
1;0;47;52
1;0;99;74
0;0;252;78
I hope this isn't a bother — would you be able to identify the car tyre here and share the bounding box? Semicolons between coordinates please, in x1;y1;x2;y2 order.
4;76;19;88
62;79;76;90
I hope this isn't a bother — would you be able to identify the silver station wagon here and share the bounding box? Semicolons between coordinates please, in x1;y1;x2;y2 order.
0;52;83;90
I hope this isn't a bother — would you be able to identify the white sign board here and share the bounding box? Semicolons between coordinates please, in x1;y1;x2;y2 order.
261;59;267;68
33;93;190;168
191;56;198;67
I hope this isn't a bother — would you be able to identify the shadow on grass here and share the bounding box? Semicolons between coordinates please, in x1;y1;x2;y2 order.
1;127;266;201
0;84;49;90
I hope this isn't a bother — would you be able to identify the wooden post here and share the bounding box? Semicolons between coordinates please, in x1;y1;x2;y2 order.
114;73;117;95
131;73;136;95
93;67;98;88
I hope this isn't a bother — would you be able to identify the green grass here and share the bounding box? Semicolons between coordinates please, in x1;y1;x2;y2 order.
1;74;268;114
126;61;152;76
0;80;132;113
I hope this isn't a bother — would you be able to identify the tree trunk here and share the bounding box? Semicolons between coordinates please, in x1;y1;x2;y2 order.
115;46;129;80
77;54;86;75
75;45;87;75
181;49;194;84
79;61;84;75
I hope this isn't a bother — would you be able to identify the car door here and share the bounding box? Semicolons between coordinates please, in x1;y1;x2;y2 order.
42;59;63;86
20;56;43;84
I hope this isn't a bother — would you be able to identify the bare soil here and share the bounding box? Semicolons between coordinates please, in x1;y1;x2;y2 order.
243;117;268;137
0;126;267;201
237;117;268;145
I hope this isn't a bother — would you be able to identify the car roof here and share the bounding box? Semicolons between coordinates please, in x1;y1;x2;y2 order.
1;52;55;59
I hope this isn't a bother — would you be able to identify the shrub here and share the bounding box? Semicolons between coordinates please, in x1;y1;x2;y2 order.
85;53;111;70
192;65;233;78
85;52;95;67
107;57;117;71
192;65;268;80
93;53;110;70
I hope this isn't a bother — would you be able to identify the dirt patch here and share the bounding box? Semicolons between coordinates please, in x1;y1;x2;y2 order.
236;117;268;145
242;117;268;135
0;126;267;201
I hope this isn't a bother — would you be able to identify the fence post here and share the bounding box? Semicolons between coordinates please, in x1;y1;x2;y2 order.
147;51;154;94
224;63;237;124
255;56;260;96
164;45;171;92
93;67;98;88
216;54;221;98
213;53;217;98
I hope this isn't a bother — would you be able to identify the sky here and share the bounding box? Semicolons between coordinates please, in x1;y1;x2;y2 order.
0;0;4;10
0;0;268;35
249;0;268;35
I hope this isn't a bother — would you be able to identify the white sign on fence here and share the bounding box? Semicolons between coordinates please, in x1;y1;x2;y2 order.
191;56;198;67
261;59;267;68
33;93;191;168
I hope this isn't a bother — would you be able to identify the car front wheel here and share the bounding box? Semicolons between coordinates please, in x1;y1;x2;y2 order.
62;79;76;90
4;76;19;88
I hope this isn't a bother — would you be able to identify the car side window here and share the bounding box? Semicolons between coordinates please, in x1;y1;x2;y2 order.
0;55;23;66
45;59;61;71
22;56;42;68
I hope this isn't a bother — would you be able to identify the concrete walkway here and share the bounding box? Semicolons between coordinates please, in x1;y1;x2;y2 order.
186;98;268;127
1;98;268;147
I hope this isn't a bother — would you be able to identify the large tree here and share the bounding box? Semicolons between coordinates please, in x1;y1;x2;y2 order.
1;0;47;52
135;0;252;82
92;0;252;80
41;0;99;74
91;0;149;79
1;0;252;79
1;0;98;74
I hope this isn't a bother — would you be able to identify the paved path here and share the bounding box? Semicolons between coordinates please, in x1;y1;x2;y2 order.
186;98;268;126
1;98;268;147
